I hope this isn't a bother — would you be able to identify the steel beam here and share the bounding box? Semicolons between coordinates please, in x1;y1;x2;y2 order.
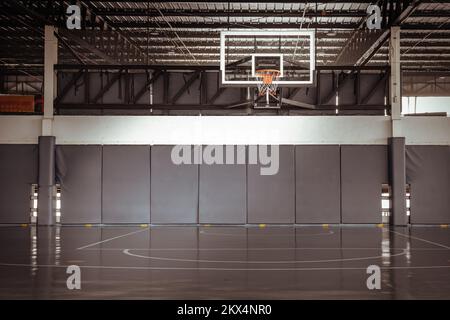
172;71;201;103
92;71;122;103
133;70;162;104
55;102;387;111
208;87;227;104
360;72;389;105
54;70;84;105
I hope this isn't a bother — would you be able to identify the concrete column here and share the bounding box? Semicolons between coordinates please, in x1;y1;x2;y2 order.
38;136;55;225
388;27;407;226
390;26;402;137
43;25;58;136
389;137;407;226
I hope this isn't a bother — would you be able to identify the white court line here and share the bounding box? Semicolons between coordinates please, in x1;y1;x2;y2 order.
390;230;450;250
122;248;407;264
1;262;450;272
77;227;149;250
81;247;449;251
199;230;334;237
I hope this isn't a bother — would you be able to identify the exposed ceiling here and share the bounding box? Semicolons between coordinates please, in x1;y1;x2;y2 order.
0;1;449;72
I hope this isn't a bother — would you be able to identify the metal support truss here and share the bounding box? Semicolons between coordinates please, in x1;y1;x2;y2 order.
48;65;391;114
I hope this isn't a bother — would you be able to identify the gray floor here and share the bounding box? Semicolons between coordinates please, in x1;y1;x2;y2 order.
0;225;449;299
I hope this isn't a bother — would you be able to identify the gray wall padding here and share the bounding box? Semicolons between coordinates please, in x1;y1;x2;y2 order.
38;136;55;186
56;145;102;224
151;145;198;224
406;145;450;224
102;145;150;223
247;145;295;224
341;145;388;223
296;145;341;223
0;145;38;223
199;146;246;224
38;136;56;225
389;138;407;226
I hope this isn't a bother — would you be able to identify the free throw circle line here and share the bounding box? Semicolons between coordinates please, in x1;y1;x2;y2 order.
122;248;407;264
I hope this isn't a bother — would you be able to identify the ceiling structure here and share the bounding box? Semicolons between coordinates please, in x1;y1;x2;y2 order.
0;0;449;71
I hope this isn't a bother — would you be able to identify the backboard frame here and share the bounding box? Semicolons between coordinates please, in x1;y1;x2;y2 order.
220;29;316;87
251;53;284;78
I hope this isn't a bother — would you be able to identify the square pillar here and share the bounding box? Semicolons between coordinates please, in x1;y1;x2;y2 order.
390;26;401;122
388;137;407;226
38;136;56;225
43;25;58;135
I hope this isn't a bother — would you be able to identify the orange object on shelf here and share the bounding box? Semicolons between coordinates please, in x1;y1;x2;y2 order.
0;95;35;113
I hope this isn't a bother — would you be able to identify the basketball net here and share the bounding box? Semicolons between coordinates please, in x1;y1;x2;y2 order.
255;69;281;97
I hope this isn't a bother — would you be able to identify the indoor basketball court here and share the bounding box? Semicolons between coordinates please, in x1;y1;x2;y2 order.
0;0;449;301
1;225;450;299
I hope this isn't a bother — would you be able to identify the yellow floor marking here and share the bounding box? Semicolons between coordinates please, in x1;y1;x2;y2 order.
322;224;329;228
259;224;266;228
85;224;92;228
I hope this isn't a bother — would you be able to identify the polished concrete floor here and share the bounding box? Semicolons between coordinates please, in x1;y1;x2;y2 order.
0;225;449;299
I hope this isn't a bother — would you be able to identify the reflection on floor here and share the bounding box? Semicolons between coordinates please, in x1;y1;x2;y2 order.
0;225;449;299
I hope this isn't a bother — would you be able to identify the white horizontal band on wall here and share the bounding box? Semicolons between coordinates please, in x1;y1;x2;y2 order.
0;116;42;144
53;116;390;145
402;117;450;145
0;115;449;145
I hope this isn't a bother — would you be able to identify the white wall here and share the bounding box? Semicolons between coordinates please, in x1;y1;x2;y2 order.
0;116;42;144
0;115;448;145
402;117;450;145
53;116;390;145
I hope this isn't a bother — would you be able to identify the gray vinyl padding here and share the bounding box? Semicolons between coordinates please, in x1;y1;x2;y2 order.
247;145;295;224
151;145;198;224
199;146;246;224
0;145;38;223
406;145;450;224
295;145;341;223
102;145;150;223
56;145;102;224
38;136;55;186
38;136;56;225
389;138;407;225
4;142;445;225
341;145;388;224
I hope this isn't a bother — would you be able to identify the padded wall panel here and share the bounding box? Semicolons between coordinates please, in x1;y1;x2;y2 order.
56;145;102;224
389;138;408;226
341;145;388;223
0;145;38;223
406;145;450;224
102;145;150;223
199;146;246;223
295;145;341;223
151;145;198;224
247;145;295;224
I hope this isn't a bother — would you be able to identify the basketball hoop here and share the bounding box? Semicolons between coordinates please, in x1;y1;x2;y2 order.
255;69;281;96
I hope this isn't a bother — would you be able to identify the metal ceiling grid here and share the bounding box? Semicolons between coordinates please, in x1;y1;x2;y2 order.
0;1;449;71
